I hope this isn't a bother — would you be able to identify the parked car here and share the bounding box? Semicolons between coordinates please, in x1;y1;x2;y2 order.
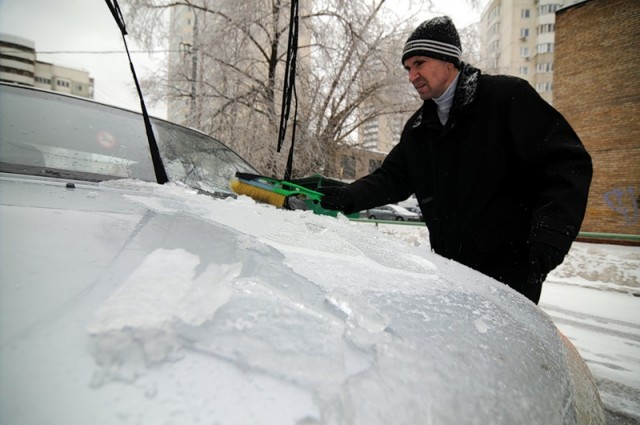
366;204;422;221
0;82;605;424
405;205;424;221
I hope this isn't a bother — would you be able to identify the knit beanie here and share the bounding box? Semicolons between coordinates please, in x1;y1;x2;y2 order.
402;16;462;68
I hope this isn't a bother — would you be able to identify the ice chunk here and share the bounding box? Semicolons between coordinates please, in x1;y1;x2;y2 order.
474;318;489;334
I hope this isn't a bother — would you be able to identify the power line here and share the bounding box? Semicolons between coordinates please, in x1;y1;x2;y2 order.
37;49;176;54
0;47;175;55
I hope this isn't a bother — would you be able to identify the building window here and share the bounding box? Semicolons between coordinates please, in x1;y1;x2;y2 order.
520;28;529;39
520;47;530;58
519;66;528;76
537;23;555;34
369;159;381;173
0;65;33;77
538;4;562;15
521;9;530;18
363;119;379;148
536;62;554;73
341;155;356;178
489;22;500;37
537;43;554;54
536;82;553;92
489;5;500;21
56;79;70;88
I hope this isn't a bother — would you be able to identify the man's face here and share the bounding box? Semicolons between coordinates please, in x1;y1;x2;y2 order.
403;56;457;100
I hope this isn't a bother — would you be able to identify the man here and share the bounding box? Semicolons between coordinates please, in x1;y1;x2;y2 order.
319;16;592;304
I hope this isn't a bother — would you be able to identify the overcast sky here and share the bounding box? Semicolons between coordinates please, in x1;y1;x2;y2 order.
0;0;484;120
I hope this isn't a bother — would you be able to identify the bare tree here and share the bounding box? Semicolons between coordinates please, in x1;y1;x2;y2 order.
123;1;483;179
459;23;481;66
290;0;419;177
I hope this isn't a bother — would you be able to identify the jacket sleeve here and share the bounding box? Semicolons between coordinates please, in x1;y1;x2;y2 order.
507;79;592;253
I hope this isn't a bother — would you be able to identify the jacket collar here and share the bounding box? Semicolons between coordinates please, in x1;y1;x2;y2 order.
451;62;481;112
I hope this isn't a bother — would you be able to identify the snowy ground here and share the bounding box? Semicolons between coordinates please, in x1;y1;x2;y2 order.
358;222;640;424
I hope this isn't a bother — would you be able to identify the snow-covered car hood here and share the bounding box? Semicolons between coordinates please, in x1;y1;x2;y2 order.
0;174;603;425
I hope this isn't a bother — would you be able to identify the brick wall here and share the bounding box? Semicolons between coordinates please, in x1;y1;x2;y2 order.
554;0;640;235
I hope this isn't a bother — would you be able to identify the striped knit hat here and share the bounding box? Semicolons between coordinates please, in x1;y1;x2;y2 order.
402;16;462;68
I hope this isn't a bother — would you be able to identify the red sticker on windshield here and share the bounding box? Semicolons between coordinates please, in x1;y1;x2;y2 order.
97;131;117;149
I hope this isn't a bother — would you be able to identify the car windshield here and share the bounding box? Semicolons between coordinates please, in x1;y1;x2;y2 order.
153;120;256;195
0;83;257;195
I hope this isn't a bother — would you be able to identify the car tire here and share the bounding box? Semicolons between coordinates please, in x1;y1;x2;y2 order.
369;215;376;220
396;217;404;221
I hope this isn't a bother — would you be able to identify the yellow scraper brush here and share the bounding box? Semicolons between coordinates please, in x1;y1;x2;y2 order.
229;172;323;210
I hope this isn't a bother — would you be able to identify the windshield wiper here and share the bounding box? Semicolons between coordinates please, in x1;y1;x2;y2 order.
104;0;168;185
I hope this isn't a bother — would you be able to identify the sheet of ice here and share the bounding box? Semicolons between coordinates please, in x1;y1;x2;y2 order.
88;248;237;332
82;180;610;424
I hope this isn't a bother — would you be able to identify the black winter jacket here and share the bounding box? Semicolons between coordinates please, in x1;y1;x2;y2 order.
344;64;592;281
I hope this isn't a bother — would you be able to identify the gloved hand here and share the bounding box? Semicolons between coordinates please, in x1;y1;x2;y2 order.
318;186;354;212
529;242;566;278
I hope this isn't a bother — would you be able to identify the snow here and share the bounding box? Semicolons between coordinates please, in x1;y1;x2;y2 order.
4;178;636;423
82;182;559;420
116;181;640;419
368;221;640;421
106;180;640;420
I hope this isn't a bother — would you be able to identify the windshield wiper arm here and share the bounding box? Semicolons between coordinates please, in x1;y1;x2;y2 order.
104;0;168;185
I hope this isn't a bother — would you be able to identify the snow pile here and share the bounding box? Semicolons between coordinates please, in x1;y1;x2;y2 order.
369;222;640;295
551;243;640;294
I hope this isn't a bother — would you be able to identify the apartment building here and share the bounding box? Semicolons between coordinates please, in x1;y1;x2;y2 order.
359;108;406;154
0;33;94;99
479;0;580;104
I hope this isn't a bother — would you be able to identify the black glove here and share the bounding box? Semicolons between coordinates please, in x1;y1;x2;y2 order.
318;186;354;212
529;242;566;278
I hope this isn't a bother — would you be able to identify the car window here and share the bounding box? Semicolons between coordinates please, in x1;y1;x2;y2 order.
153;119;256;194
0;84;157;182
0;84;258;192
